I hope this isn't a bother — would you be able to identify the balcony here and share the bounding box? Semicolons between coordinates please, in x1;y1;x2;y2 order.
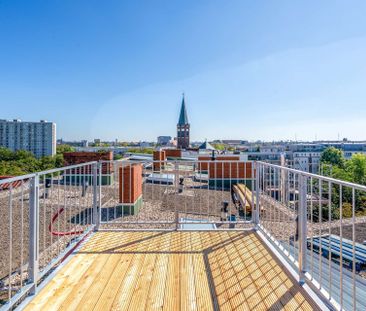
0;159;365;310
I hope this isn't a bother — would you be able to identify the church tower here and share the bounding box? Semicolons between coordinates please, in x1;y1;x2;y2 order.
177;94;190;149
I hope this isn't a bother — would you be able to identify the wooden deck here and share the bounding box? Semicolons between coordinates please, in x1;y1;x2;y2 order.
24;231;320;311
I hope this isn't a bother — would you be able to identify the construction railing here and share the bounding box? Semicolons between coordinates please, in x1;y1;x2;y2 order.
256;161;366;311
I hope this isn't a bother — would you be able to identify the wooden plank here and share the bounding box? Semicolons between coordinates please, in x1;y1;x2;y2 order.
208;232;232;311
23;253;90;310
59;253;111;310
23;231;321;311
192;231;214;311
110;232;155;310
218;232;244;310
163;232;181;310
230;232;276;310
248;234;285;310
74;253;123;310
179;232;197;311
145;232;172;310
128;231;165;310
206;232;232;311
219;232;250;310
233;185;251;210
75;231;140;310
227;232;253;310
90;231;148;310
237;183;257;207
229;233;260;309
25;252;98;310
92;253;135;310
91;232;143;310
58;231;135;310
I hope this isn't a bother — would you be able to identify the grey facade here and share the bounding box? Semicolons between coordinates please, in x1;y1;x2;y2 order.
0;119;56;158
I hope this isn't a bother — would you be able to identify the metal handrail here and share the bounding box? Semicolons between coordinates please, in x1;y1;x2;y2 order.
256;160;365;311
0;161;98;185
257;160;366;192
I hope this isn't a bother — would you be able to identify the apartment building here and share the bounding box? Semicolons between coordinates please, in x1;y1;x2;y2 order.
0;119;56;158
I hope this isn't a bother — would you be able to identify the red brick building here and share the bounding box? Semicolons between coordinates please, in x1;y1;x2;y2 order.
62;151;113;185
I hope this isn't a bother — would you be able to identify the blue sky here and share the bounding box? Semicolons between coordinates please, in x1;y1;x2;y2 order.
1;0;366;142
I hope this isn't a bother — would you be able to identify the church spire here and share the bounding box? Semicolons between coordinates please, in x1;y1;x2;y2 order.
177;93;190;149
178;93;189;125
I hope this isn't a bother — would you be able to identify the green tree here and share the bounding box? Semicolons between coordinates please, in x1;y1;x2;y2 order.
127;148;153;154
0;147;14;161
331;165;352;182
0;161;26;175
56;144;75;154
0;147;66;176
346;154;366;185
320;147;345;168
54;154;65;168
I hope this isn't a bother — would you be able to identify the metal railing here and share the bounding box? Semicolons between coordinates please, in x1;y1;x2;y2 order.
0;162;98;310
286;159;325;174
256;161;366;311
98;159;256;230
2;158;366;310
0;159;256;309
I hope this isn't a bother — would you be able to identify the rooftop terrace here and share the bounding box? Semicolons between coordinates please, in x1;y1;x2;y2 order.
1;158;366;310
23;231;319;311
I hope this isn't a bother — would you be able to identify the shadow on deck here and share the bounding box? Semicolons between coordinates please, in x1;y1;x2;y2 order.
24;231;321;310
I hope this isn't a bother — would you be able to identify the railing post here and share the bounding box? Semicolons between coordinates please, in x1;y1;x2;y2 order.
93;162;99;230
255;162;260;226
174;161;179;230
29;175;39;294
298;174;308;284
280;153;287;204
97;161;102;229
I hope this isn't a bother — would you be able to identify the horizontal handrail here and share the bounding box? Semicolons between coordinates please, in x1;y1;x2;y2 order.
257;161;366;192
0;161;98;185
37;161;97;175
0;173;36;185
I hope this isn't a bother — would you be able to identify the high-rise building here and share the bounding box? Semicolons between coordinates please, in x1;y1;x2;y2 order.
177;94;190;149
0;119;56;158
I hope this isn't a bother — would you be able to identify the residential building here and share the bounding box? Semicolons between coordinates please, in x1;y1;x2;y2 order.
0;119;56;158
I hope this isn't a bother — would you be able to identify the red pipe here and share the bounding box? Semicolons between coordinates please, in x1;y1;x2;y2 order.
49;208;84;236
